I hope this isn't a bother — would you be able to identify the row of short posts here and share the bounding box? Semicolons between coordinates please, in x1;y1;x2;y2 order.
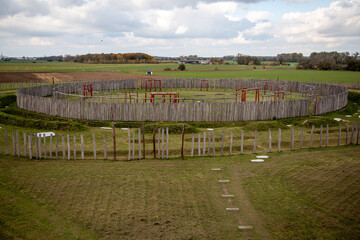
2;122;360;160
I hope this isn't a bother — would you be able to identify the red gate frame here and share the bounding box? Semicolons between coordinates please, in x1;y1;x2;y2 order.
264;81;279;95
150;92;179;103
83;84;93;101
145;79;162;92
241;88;260;102
235;87;246;102
200;79;209;91
274;90;285;101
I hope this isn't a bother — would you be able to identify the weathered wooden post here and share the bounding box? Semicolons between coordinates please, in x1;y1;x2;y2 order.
278;128;281;152
112;122;116;160
319;125;323;148
44;135;47;159
268;128;272;152
346;123;349;145
326;124;329;147
139;128;142;160
181;124;185;160
253;129;257;154
309;126;314;148
38;135;42;159
207;132;211;156
350;122;355;145
4;130;8;155
23;132;27;157
300;126;304;149
162;128;165;159
28;134;32;159
157;128;161;158
198;133;201;156
66;134;70;160
203;132;206;156
12;131;15;156
221;131;224;156
55;135;58;159
240;130;244;154
62;134;65;159
212;132;215;156
92;133;96;160
80;134;84;160
16;132;20;157
229;131;233;155
128;128;131;160
49;135;52;158
132;129;135;160
152;125;156;159
191;133;194;157
291;127;294;151
337;124;341;146
73;135;76;160
166;127;169;159
142;123;145;159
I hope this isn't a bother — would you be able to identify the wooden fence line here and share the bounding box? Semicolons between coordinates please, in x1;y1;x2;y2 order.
17;79;348;122
4;123;358;161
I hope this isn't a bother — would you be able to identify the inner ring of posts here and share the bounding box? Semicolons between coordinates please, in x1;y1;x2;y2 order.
54;78;311;104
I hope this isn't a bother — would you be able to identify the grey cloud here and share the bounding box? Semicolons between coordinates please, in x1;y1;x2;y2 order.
0;0;50;18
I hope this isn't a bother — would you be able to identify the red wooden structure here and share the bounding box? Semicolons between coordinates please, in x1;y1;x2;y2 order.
263;81;279;95
200;79;209;91
235;87;246;102
83;84;93;101
145;79;162;92
274;91;285;101
241;88;260;102
150;92;179;103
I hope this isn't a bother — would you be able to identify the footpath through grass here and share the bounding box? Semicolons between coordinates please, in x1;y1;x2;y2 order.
0;145;359;239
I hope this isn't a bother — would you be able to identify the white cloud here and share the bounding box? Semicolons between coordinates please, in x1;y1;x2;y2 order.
29;37;53;46
246;11;271;22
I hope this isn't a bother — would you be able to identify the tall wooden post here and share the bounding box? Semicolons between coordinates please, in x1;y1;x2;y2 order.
139;128;142;160
350;122;355;145
300;126;304;149
62;134;65;159
128;129;131;160
319;125;323;148
166;127;169;159
181;125;185;160
49;135;52;158
203;132;206;156
198;133;201;157
28;134;32;160
44;135;47;159
55;135;58;159
309;126;314;148
268;128;272;152
73;135;76;160
23;132;27;157
240;130;244;154
253;129;257;154
221;131;224;156
81;134;84;160
278;128;281;152
16;132;20;157
191;133;194;157
346;123;349;145
112;122;116;160
142;123;145;159
153;125;156;159
67;134;70;160
326;124;329;147
229;131;233;155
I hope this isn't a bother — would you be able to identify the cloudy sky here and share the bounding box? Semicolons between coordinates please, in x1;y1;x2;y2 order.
0;0;359;57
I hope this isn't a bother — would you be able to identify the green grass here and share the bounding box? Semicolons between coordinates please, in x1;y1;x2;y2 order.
0;145;359;239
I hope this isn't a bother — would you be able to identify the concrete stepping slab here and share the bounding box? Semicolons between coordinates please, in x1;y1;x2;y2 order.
222;195;234;198
226;208;239;211
219;180;230;183
238;226;253;230
256;155;269;159
211;168;221;171
251;159;264;163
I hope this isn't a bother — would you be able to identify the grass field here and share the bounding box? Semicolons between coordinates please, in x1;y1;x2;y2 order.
1;62;359;84
0;145;359;239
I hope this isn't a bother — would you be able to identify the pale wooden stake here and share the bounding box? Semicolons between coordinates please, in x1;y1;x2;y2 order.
16;132;20;157
62;134;65;159
326;124;329;147
208;132;211;156
350;122;355;145
229;131;233;155
291;127;294;151
158;128;161;158
142;123;146;159
166;127;169;159
12;131;15;156
278;128;281;152
81;134;84;160
28;134;32;159
92;133;97;160
73;135;76;160
268;128;272;152
35;134;38;159
319;125;323;148
181;125;185;160
132;129;135;160
161;128;164;159
49;135;52;158
112;122;116;160
221;131;224;156
139;128;142;160
23;132;27;157
309;126;314;148
44;135;47;159
67;134;70;160
203;132;206;156
38;134;42;159
198;133;201;156
55;135;58;159
253;129;257;154
128;129;131;160
240;130;244;154
191;133;194;157
337;124;341;146
300;127;304;149
212;132;215;156
152;126;156;159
